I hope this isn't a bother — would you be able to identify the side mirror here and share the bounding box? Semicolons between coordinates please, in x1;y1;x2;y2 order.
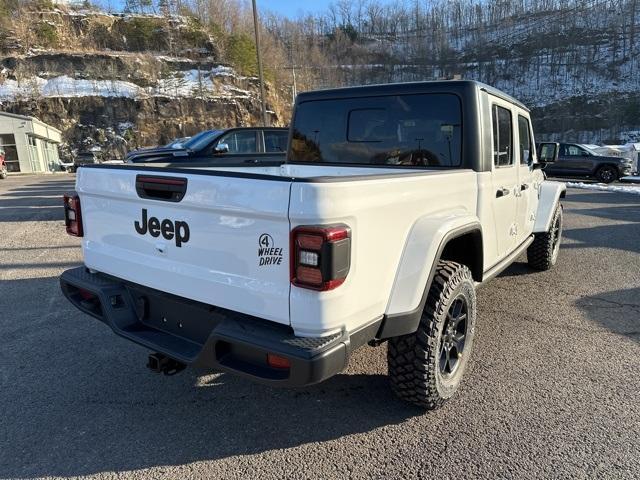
214;143;229;154
535;142;559;168
581;151;590;157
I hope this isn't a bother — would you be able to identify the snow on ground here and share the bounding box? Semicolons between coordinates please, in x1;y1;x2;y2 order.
0;67;249;101
566;182;640;195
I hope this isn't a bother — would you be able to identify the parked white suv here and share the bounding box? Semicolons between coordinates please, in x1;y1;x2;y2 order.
60;81;565;409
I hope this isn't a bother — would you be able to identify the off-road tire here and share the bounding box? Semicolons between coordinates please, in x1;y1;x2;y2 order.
595;165;618;184
527;203;562;271
387;260;476;409
0;168;6;179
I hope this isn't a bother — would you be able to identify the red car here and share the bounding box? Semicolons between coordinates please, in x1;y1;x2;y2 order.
0;147;7;179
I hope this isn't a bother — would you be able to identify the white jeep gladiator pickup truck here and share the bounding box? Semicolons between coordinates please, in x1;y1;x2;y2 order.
60;80;565;409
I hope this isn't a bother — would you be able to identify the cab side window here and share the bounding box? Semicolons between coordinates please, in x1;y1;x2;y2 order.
517;115;532;165
492;105;513;167
566;145;586;156
264;130;288;152
220;131;257;154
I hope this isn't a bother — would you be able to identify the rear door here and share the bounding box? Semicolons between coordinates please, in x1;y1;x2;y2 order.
76;167;292;325
515;113;536;243
490;101;519;259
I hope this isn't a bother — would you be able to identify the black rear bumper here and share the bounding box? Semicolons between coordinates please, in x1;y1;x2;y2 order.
60;267;380;387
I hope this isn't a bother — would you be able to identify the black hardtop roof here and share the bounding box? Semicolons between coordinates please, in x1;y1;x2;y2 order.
295;80;529;112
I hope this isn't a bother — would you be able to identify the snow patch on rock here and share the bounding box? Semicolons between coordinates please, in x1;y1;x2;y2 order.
0;66;248;101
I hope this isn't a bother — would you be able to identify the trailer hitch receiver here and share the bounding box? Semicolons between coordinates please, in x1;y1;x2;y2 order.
147;353;186;376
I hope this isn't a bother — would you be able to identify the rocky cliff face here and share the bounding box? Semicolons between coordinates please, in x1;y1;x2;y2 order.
3;92;283;159
0;11;291;160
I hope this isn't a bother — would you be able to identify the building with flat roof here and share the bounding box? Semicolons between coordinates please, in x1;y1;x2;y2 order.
0;112;62;173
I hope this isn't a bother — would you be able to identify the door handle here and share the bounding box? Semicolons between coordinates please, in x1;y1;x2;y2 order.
520;184;529;191
496;187;510;198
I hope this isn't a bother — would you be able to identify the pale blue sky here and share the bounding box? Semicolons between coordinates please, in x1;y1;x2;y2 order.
257;0;396;18
257;0;338;17
101;0;394;18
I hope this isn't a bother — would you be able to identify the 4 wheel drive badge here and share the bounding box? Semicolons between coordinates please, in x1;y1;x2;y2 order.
258;233;283;266
259;233;274;249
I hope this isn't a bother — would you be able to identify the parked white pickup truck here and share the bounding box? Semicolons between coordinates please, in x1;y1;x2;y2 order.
60;81;565;409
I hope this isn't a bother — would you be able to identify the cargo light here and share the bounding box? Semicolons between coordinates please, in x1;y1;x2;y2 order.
63;194;83;237
290;225;351;291
78;288;95;301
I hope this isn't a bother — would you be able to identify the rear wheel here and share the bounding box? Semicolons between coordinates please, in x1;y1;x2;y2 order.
387;261;476;409
0;167;6;179
595;165;618;184
527;203;562;271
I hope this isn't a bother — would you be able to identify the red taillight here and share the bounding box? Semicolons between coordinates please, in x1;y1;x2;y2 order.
63;194;83;237
267;353;291;369
295;265;323;285
291;224;351;291
297;233;324;250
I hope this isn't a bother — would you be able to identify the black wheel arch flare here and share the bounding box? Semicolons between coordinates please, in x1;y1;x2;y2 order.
375;223;483;340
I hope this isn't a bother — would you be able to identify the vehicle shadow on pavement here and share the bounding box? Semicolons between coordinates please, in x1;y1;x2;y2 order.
3;179;75;194
562;224;640;254
4;369;421;478
0;179;74;222
575;287;640;345
496;261;531;277
0;276;423;478
566;205;640;223
561;192;640;254
562;190;638;205
0;196;67;208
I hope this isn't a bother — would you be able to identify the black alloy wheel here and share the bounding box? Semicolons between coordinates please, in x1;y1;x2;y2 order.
596;165;617;184
439;295;468;377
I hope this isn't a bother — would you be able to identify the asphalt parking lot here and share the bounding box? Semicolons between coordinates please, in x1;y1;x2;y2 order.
1;174;639;479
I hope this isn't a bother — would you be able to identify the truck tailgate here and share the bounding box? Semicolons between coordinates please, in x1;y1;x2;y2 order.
76;167;291;325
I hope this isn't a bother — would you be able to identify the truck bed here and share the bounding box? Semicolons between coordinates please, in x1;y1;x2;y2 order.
76;163;478;336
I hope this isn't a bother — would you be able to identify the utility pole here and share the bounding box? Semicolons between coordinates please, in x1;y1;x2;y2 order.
287;39;297;105
291;65;297;105
251;0;268;126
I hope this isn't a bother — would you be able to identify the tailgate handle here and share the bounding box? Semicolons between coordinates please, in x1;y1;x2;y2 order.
136;175;187;202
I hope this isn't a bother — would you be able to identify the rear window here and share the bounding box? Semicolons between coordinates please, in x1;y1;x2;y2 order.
492;105;513;167
289;94;462;167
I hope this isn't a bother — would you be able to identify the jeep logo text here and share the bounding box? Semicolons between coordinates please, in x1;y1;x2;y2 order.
134;209;190;247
